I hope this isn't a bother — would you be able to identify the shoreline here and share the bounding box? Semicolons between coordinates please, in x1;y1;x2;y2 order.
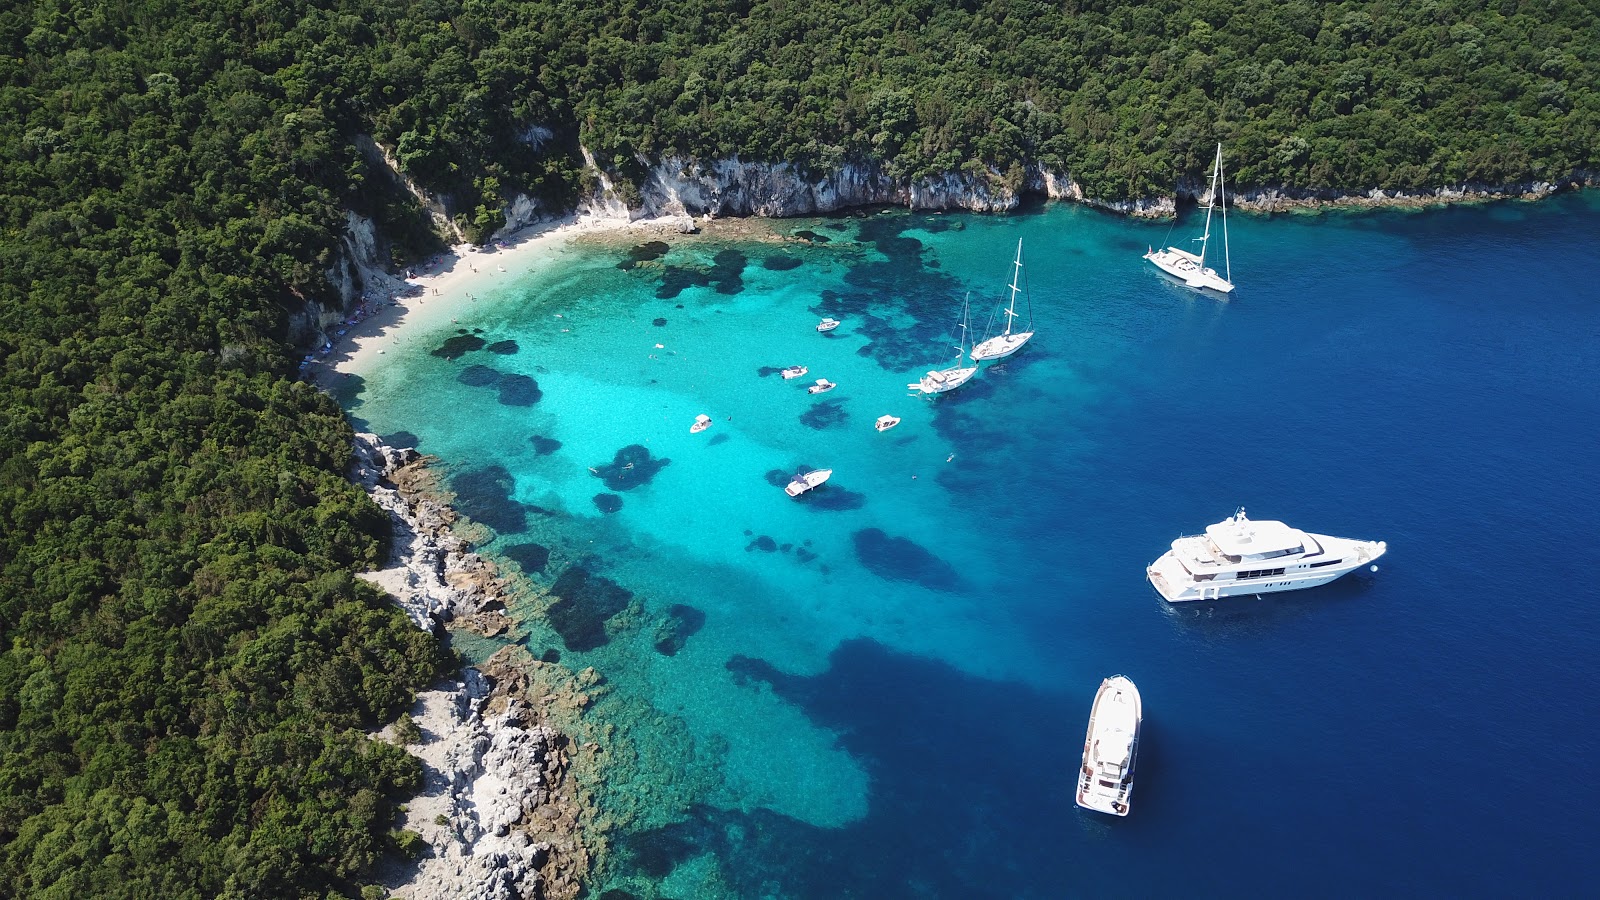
351;433;598;900
306;176;1597;385
311;211;697;388
326;184;1593;896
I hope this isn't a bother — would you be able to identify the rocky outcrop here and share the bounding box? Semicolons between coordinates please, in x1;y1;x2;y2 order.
1225;173;1596;213
492;193;545;243
353;434;590;900
635;156;1036;218
286;211;408;349
618;153;1595;223
380;656;588;900
351;434;519;633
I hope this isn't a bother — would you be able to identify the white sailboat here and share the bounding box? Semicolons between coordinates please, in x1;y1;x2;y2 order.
970;238;1034;361
909;294;978;394
1145;143;1235;294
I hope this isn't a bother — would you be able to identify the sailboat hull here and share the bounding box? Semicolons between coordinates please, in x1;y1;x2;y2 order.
970;331;1033;361
915;365;977;394
1145;247;1234;294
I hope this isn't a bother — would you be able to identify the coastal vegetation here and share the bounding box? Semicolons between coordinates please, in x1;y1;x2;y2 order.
1;0;1596;895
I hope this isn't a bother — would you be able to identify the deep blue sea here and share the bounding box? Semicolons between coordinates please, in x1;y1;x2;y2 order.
341;193;1599;896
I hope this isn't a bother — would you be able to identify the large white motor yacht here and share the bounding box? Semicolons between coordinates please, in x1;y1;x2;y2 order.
1146;508;1386;602
1076;675;1141;817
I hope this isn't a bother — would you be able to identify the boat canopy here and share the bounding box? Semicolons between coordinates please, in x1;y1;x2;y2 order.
1206;517;1305;560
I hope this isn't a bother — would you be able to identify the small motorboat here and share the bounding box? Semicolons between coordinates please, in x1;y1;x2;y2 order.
784;468;833;497
816;317;841;332
807;378;836;394
875;415;901;432
690;414;713;434
781;365;809;380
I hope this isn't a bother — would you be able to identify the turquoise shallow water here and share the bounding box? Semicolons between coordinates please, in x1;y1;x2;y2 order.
344;195;1600;896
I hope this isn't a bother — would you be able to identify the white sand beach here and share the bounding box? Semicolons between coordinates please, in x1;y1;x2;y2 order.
311;212;695;387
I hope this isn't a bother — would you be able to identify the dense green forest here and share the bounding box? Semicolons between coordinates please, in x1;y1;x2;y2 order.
2;0;1596;895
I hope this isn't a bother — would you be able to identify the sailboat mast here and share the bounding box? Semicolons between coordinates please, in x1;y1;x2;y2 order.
1005;238;1023;336
1217;144;1231;284
954;292;971;365
1198;147;1217;268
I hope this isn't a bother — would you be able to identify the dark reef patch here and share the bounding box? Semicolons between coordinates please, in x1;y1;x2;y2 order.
432;334;486;359
793;229;830;243
800;214;971;373
546;567;632;651
652;603;706;657
652;317;668;326
530;435;562;456
450;465;526;534
852;527;963;592
640;638;1075;896
540;648;562;664
710;248;748;295
593;493;623;514
590;444;671;491
503;542;550;574
486;339;519;355
621;827;698;880
762;253;803;271
745;535;778;553
496;373;542;406
381;430;421;449
457;364;501;387
800;399;850;430
619;240;670;270
794;547;817;564
656;266;711;298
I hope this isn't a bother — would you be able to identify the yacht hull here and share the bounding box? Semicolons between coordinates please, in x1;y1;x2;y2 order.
913;365;977;394
970;331;1033;361
1147;534;1387;602
1145;247;1234;294
1076;676;1141;817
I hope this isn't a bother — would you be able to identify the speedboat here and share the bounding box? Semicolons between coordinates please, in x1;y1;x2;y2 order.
781;365;809;380
875;414;901;432
1146;507;1387;602
690;414;713;434
807;378;836;394
784;468;833;497
1076;676;1141;817
816;317;841;332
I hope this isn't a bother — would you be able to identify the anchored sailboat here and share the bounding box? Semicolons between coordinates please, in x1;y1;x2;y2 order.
909;293;978;394
1144;143;1235;294
970;238;1034;361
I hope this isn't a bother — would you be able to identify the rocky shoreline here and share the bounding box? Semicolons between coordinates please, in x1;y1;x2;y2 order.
499;154;1596;228
351;434;594;900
